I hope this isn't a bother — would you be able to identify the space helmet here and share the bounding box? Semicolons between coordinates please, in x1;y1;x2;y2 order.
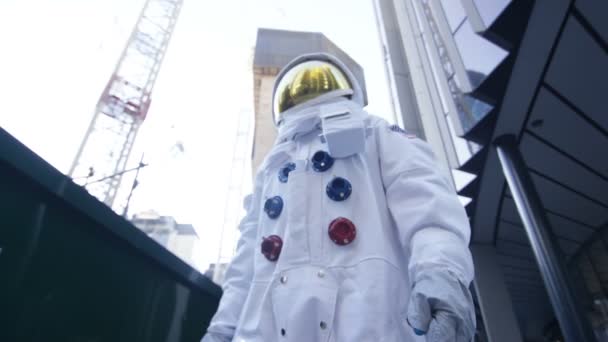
272;53;367;126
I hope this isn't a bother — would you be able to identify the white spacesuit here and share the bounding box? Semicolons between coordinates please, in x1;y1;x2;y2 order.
202;53;475;342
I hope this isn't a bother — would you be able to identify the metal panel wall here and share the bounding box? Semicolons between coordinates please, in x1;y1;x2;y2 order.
0;129;221;342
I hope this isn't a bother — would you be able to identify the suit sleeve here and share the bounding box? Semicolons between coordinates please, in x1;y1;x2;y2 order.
375;120;474;285
203;179;261;340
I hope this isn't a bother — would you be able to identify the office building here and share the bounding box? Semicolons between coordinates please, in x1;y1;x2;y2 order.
376;0;608;340
131;210;200;269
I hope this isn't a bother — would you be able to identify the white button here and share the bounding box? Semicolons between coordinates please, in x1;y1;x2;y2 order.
317;270;325;278
280;275;288;284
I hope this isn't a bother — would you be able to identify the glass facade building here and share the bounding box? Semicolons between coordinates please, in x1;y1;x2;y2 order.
572;234;608;340
374;0;507;193
376;0;608;341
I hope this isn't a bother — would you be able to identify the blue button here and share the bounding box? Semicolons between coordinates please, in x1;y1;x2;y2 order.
326;177;352;201
278;162;296;183
413;328;426;336
264;196;283;219
311;151;334;172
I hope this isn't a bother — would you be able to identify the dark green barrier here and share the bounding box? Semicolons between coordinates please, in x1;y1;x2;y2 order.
0;128;222;342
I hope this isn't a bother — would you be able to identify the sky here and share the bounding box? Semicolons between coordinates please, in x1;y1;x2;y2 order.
0;0;393;271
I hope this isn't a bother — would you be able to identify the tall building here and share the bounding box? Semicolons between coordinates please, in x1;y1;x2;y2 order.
131;210;200;269
251;28;367;174
376;0;608;341
204;262;229;283
374;0;504;191
374;1;526;340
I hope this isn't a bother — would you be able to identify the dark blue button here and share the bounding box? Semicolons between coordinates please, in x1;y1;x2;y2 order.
326;177;352;201
278;162;296;183
311;151;334;172
413;328;426;336
264;196;283;219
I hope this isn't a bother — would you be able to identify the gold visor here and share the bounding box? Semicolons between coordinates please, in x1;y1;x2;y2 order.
273;60;352;121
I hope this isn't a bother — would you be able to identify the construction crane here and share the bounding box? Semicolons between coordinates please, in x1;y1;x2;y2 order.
213;107;254;284
69;0;184;212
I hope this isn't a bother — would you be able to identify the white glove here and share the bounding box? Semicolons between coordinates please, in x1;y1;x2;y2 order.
201;332;231;342
406;270;475;341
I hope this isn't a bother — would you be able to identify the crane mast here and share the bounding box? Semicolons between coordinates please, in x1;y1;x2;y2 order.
70;0;183;211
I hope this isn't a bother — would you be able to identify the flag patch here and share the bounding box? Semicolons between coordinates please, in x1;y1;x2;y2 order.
389;124;416;138
389;124;406;134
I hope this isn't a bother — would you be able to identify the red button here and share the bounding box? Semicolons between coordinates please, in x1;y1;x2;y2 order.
328;217;356;246
261;235;283;261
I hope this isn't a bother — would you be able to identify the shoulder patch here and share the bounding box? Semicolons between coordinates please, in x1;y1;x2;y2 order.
389;124;407;134
389;124;417;139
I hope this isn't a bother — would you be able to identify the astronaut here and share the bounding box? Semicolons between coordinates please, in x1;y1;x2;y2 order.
202;53;475;342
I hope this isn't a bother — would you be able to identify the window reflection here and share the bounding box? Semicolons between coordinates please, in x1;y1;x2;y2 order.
423;37;450;114
446;115;474;164
454;18;508;82
472;0;511;27
439;0;466;33
455;70;493;130
572;234;608;340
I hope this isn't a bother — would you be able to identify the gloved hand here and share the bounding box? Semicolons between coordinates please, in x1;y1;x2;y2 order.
201;332;231;342
406;269;475;341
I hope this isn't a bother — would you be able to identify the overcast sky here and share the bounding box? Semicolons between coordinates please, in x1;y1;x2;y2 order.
0;0;393;270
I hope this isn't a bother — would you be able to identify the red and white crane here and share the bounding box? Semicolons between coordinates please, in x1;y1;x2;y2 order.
69;0;184;212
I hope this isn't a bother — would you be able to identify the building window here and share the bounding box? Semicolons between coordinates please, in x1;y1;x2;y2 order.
453;18;508;87
439;0;467;33
472;0;511;28
151;231;170;247
450;74;493;131
446;114;474;164
572;230;608;339
423;38;450;114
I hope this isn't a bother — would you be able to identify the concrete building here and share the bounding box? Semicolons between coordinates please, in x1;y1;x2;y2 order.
376;0;608;341
251;28;367;174
204;262;229;283
131;210;199;269
374;1;510;340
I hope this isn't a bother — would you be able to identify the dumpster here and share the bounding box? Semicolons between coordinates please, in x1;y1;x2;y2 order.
0;128;222;341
